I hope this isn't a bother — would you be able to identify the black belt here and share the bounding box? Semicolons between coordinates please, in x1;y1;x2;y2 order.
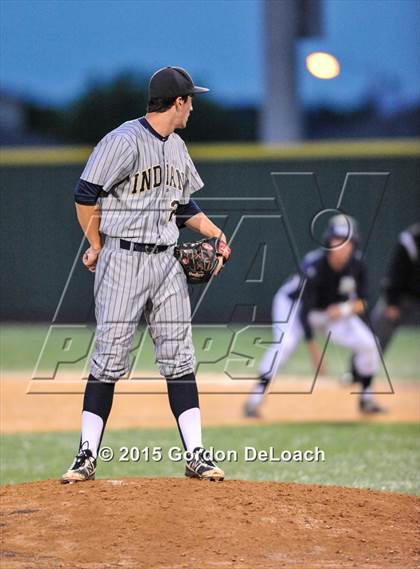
120;239;171;254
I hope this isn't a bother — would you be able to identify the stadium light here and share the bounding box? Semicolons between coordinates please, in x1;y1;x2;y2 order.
306;52;340;79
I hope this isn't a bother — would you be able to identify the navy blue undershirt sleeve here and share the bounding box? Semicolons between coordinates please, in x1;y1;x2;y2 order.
176;199;202;229
74;179;103;205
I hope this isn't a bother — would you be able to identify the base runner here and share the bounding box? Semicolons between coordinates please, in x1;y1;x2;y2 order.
244;215;385;418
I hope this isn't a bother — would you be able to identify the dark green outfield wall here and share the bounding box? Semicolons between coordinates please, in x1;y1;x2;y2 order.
1;148;419;322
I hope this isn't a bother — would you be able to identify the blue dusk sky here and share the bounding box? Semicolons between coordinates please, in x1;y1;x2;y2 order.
1;0;419;110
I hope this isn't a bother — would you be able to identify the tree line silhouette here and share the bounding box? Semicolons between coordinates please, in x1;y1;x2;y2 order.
25;71;258;144
23;71;419;144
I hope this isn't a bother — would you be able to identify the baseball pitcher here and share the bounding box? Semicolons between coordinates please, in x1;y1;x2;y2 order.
62;67;231;483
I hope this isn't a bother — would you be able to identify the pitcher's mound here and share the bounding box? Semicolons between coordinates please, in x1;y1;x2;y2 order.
1;478;419;568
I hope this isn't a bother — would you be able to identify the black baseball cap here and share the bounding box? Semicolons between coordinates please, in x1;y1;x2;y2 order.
148;66;209;99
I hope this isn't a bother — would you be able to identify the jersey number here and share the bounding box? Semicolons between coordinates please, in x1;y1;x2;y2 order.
168;200;180;223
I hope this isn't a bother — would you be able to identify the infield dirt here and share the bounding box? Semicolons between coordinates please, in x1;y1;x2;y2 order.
2;374;418;432
2;376;419;568
1;478;419;569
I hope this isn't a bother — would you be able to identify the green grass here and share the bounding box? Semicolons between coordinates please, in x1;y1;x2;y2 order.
2;423;419;494
2;326;418;494
1;323;419;379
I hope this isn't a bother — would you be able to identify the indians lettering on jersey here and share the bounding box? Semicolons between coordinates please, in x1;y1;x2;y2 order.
80;118;204;242
132;164;186;194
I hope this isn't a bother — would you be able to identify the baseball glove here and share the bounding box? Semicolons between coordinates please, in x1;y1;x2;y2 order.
174;237;231;284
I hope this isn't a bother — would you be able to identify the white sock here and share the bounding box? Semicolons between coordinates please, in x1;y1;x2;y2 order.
361;388;372;402
178;407;203;452
247;383;266;409
81;411;104;458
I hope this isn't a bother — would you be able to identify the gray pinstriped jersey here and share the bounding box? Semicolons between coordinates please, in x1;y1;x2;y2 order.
81;118;203;244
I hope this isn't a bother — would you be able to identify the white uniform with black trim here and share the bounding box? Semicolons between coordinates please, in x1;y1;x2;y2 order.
81;118;203;380
259;249;379;381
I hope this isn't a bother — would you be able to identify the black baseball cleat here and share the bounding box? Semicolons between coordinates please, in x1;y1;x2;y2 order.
61;448;96;484
359;398;386;414
243;402;262;419
185;447;224;481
